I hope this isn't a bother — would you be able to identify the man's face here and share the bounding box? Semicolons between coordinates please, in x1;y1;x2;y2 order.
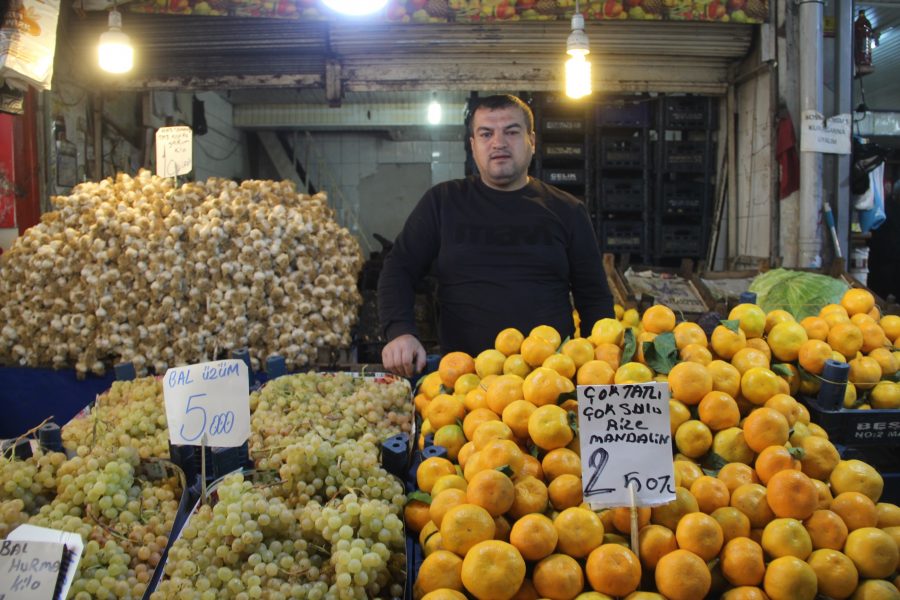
469;105;535;191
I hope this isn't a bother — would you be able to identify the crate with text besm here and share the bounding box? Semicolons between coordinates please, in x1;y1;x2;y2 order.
803;396;900;446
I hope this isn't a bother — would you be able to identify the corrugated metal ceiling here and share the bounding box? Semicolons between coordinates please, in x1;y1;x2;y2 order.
857;0;900;110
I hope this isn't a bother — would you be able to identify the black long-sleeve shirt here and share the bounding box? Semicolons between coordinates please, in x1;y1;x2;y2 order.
377;176;615;356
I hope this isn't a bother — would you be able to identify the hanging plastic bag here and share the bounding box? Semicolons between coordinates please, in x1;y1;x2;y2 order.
0;0;61;90
859;163;887;233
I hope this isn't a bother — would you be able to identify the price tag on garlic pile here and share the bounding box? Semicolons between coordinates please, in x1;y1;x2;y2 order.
163;360;250;447
577;382;676;509
155;125;193;178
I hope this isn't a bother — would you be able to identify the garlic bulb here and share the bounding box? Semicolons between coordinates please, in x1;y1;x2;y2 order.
0;170;364;376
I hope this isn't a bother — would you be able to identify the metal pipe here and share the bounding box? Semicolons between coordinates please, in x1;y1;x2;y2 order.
833;0;852;270
798;0;824;268
727;80;738;266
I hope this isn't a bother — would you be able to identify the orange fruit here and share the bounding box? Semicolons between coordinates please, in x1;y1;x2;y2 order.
651;486;699;531
732;347;771;375
797;339;833;374
594;342;622;370
741;407;789;453
503;354;532;378
521;335;557;368
708;359;742;398
528;404;574;451
860;320;889;353
589;318;625;346
472;420;514;450
669;399;691;435
519;453;543;480
475;439;525;477
877;502;900;528
730;483;776;529
761;517;813;559
414;550;465;597
530;324;562;349
848;356;882;390
575;359;616;386
730;303;768;339
406;499;433;533
460;540;526;600
800;316;830;341
543;353;577;380
674;511;724;561
841;288;876;316
501;399;537;440
561;337;596;369
879;314;900;340
674;420;713;459
467;469;516;518
485;374;526;415
869;347;899;378
455;373;482;396
476;348;508;378
673;321;709;349
807;548;859;600
820;302;849;319
508;476;549;519
548;474;583;510
642;305;676;334
427;394;467;429
680;343;713;365
711;506;752;543
434;424;466;461
432;474;468;497
542;447;582;481
585;543;642;597
721;536;765;586
740;367;783;406
668;361;713;405
830;459;884;502
803;508;849;550
439;352;476;388
610;506;651;536
464;387;489;412
496;328;525;356
830;491;878;531
463;407;500;441
420;371;445;399
871;381;900;409
418;456;459;493
522;367;564;407
720;587;769;600
635;330;658;365
421;590;467;600
843;527;900;579
766;309;797;332
533;553;584;600
754;445;801;485
654;549;711;600
441;503;496;556
765;469;818;520
767;321;808;362
850;579;900;599
717;462;759;494
458;442;476;469
713;427;756;465
554;507;605;558
508;513;558;562
614;362;654;384
762;555;817;600
430;488;470;529
763;393;803;426
813;479;834;509
827;322;864;360
637;523;678;570
673;459;704;490
690;475;730;513
711;325;748;360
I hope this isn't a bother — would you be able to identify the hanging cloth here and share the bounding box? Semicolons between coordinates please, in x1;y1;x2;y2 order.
776;112;800;199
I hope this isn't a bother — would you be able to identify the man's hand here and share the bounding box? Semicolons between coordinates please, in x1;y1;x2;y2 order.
381;334;427;378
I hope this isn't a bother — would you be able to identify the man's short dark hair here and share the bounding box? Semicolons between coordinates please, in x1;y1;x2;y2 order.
465;94;534;137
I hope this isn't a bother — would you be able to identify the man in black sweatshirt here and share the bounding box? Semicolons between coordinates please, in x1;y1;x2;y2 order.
377;94;615;377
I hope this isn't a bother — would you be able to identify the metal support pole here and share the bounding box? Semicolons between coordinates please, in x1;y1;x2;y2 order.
833;0;852;270
798;0;824;267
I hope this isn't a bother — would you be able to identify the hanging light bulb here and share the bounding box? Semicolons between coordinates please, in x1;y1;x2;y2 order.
322;0;389;16
427;94;442;125
565;9;592;99
98;8;134;74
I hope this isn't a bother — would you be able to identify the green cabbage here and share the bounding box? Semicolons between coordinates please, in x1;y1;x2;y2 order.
748;268;849;320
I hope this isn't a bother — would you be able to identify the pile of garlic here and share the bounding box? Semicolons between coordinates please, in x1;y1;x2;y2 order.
0;170;364;376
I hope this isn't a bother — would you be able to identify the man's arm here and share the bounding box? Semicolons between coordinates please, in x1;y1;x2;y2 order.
377;189;441;376
568;202;616;333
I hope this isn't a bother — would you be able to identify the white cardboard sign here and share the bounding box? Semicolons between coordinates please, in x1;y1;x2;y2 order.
0;521;89;600
155;126;193;177
800;111;852;155
163;359;250;447
577;382;676;509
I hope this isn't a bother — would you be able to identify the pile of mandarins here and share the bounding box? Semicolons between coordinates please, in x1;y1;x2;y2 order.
406;287;900;600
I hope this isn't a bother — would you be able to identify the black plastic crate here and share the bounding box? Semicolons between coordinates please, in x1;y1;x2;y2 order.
597;99;650;127
802;395;900;446
664;96;714;129
545;169;585;186
663;141;708;172
600;136;645;168
601;220;644;253
543;143;584;160
600;178;645;211
543;118;584;135
657;224;704;257
661;182;707;216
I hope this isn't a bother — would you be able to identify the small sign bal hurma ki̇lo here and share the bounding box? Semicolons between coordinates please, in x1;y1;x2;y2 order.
162;359;251;448
577;381;676;510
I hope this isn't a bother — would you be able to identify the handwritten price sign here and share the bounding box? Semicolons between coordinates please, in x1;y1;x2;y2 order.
155;126;193;177
0;539;65;599
577;382;676;509
163;360;250;447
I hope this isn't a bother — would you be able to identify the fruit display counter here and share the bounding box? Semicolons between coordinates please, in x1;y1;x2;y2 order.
406;289;900;600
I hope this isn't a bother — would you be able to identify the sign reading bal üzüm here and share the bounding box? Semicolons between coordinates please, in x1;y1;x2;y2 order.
162;359;250;448
577;382;676;509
